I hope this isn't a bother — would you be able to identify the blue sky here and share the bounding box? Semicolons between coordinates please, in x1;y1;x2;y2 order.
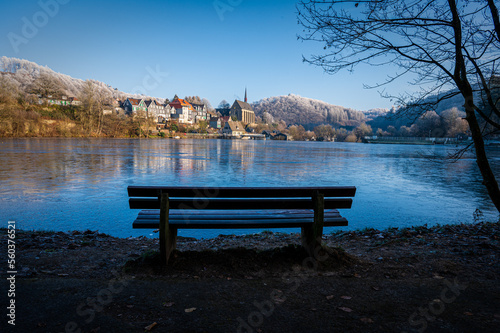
1;0;400;110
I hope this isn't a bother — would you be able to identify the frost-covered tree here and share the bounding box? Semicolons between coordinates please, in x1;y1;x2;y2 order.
288;125;307;140
202;98;214;111
0;56;144;101
262;111;274;124
28;72;64;97
441;108;468;137
252;94;366;127
79;80;111;135
353;123;373;140
0;74;20;104
313;124;334;140
185;96;202;104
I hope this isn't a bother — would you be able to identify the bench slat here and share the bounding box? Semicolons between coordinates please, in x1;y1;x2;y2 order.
136;210;341;220
129;198;353;210
128;186;356;198
132;209;347;229
136;209;341;220
133;217;348;229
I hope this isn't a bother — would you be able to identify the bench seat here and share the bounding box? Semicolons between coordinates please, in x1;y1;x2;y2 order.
133;209;348;229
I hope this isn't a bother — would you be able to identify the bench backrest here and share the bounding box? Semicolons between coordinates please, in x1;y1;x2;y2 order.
128;186;356;210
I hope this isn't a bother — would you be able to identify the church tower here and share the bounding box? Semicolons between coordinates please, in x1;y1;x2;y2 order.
229;87;255;124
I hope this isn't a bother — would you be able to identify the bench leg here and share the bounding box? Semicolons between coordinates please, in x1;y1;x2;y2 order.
301;191;324;255
159;193;177;264
163;226;177;264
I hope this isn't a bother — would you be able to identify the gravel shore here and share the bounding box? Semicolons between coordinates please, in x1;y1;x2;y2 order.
2;222;499;332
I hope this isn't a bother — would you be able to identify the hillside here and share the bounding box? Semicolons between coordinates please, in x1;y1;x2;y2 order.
252;94;367;128
0;56;149;101
367;89;473;133
1;57;369;130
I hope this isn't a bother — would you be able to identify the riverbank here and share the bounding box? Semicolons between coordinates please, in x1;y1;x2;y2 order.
363;136;469;145
4;222;499;332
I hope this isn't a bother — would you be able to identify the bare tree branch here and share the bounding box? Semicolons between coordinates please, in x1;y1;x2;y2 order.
297;0;500;212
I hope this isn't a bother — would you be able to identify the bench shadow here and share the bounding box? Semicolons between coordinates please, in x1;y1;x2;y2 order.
123;244;359;277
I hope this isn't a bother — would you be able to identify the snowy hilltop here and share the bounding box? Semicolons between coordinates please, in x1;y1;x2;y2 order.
0;56;152;101
252;93;367;128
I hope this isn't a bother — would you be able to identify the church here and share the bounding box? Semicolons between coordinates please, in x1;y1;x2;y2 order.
230;88;256;124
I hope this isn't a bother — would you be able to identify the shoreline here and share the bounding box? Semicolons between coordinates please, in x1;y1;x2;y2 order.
4;218;499;244
7;219;499;242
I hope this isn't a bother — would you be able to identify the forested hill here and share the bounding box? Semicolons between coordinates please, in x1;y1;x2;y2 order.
251;94;366;128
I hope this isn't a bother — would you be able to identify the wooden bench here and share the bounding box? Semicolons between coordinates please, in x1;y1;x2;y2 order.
128;186;356;264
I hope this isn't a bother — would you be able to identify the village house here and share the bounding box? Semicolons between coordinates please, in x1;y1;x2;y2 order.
39;95;80;107
273;132;289;141
123;98;147;115
45;95;82;107
157;103;174;123
170;98;194;124
111;98;126;114
191;102;208;123
69;97;81;106
215;107;231;118
262;130;274;139
207;110;218;119
262;130;289;141
145;99;165;121
208;111;221;129
222;120;245;136
102;107;114;115
209;117;221;129
48;95;71;106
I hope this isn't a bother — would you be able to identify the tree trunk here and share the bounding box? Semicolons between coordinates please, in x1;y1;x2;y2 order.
487;0;500;41
448;0;500;214
464;94;500;213
97;108;103;136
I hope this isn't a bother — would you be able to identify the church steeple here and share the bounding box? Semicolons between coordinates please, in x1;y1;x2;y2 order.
244;87;247;103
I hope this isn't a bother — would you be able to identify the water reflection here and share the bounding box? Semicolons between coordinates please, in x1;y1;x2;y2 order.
0;138;497;238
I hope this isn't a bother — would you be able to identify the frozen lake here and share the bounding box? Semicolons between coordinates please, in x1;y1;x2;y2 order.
0;138;498;239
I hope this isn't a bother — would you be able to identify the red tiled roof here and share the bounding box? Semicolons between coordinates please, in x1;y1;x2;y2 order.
128;98;142;106
170;98;194;110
